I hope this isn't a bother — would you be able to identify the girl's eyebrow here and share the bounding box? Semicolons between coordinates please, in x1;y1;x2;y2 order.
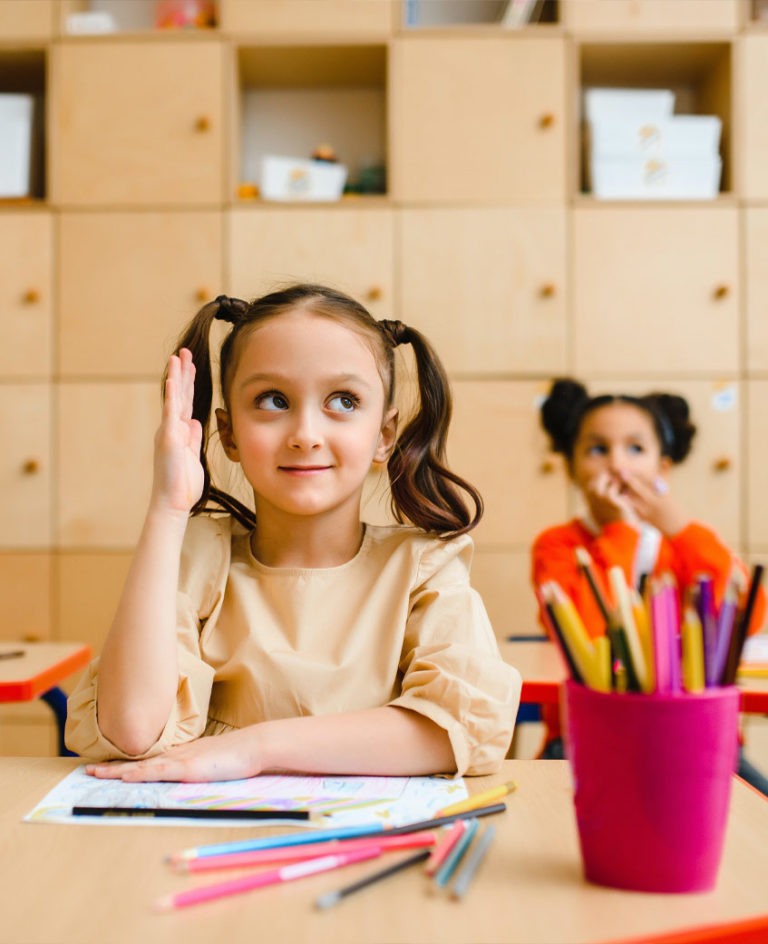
238;371;374;391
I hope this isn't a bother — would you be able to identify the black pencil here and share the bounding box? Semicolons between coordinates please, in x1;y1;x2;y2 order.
722;563;765;686
315;848;431;909
71;806;313;821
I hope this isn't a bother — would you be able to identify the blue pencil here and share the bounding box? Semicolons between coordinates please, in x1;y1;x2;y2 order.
433;818;479;888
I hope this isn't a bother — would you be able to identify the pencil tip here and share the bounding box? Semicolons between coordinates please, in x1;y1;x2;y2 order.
152;896;174;914
315;891;341;910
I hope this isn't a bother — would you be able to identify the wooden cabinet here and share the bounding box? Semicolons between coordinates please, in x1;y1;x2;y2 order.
0;212;52;379
51;40;225;206
55;552;132;652
57;211;224;377
745;207;768;373
447;381;569;547
471;549;539;641
562;1;741;33
0;385;51;548
0;0;54;39
56;383;156;548
228;207;393;317
399;207;567;375
220;0;395;36
390;36;566;203
0;553;51;641
739;35;768;202
572;206;739;377
746;381;768;549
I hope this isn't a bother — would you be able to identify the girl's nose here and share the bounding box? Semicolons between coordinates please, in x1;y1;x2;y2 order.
287;409;322;450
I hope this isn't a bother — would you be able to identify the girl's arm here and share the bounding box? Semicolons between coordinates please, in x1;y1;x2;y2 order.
85;707;455;783
96;351;204;756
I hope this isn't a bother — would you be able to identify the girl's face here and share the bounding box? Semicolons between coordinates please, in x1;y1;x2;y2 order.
569;402;670;492
216;309;397;525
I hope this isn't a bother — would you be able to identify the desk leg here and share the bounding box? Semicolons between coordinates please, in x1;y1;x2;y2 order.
40;687;76;757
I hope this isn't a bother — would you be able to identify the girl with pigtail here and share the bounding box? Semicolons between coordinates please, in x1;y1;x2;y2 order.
66;284;520;782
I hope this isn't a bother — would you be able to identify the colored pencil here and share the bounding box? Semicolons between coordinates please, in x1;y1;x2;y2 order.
712;576;739;685
723;564;765;685
650;578;672;693
696;574;718;686
632;588;655;692
424;822;467;876
574;546;612;627
436;780;517;817
315;848;431;910
681;606;705;693
154;846;382;912
664;576;682;693
433;818;479;888
609;566;648;691
537;586;583;684
548;582;603;689
450;824;496;900
175;831;438;874
71;806;314;821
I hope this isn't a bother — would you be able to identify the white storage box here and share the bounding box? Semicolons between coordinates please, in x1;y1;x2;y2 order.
583;87;675;124
589;155;722;200
589;115;722;160
0;94;35;198
260;155;348;202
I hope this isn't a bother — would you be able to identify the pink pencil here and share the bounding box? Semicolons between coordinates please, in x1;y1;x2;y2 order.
650;581;671;693
424;821;467;876
154;845;382;912
665;579;682;692
176;831;437;874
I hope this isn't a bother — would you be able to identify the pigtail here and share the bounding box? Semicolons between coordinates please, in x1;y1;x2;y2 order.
387;326;482;538
645;392;696;463
541;378;591;456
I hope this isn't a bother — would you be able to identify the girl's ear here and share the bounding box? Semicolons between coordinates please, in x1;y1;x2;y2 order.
659;455;673;474
373;408;398;464
215;408;239;461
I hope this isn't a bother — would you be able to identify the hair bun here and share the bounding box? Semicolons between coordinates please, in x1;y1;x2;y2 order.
213;295;249;326
646;392;697;462
378;319;411;347
540;378;590;455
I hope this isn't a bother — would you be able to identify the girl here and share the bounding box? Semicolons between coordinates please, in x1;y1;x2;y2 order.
531;378;767;789
65;285;520;782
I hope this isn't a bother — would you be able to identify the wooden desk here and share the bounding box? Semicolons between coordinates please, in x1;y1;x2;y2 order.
3;758;768;944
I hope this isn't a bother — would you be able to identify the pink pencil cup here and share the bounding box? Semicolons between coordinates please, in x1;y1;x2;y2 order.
562;680;740;893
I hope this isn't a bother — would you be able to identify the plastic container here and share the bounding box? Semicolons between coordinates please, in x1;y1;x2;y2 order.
562;679;739;893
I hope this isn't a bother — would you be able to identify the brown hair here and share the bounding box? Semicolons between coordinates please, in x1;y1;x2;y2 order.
166;283;482;537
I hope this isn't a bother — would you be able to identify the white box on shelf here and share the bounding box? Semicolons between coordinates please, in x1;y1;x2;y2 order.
589;155;722;200
589;115;722;160
583;87;675;123
260;156;348;202
0;94;34;198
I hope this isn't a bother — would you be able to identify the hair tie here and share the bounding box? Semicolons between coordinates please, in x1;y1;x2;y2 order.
379;319;411;347
213;294;248;326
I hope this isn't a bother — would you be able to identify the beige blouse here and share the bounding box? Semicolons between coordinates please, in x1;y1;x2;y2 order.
65;517;521;776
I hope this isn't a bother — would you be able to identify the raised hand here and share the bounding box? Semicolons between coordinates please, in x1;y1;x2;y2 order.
617;471;689;537
151;349;205;516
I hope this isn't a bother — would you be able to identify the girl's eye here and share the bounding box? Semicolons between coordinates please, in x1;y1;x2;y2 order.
257;392;288;411
328;394;358;413
587;444;607;456
628;443;645;454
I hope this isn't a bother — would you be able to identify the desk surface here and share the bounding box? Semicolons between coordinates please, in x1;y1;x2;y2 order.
3;758;768;944
0;642;92;703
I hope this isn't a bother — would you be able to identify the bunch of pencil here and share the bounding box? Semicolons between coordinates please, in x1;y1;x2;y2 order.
537;548;764;695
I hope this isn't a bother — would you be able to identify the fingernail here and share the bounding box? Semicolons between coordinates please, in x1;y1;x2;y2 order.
653;477;668;495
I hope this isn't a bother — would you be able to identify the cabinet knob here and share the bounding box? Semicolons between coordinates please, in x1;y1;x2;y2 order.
539;458;556;475
195;288;210;303
713;456;732;473
366;286;383;302
539;113;555;130
22;289;40;305
195;115;211;133
21;458;40;475
713;284;730;300
539;283;556;299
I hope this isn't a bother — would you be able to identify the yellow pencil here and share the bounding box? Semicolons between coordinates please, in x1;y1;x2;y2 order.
436;781;518;818
593;635;612;693
632;589;655;693
549;582;604;690
609;567;648;692
682;606;705;693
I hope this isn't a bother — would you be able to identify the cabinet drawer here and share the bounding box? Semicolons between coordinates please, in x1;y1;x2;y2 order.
0;384;51;548
745;208;768;373
399;207;567;375
739;35;768;201
562;1;740;33
0;553;52;640
220;0;394;35
52;41;225;206
55;552;132;654
0;212;52;379
747;381;768;547
0;0;54;40
471;549;539;641
56;383;156;548
390;36;566;203
573;206;739;376
448;381;568;547
57;211;224;377
228;207;393;317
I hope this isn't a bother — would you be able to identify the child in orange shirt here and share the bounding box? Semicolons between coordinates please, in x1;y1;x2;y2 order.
531;378;767;794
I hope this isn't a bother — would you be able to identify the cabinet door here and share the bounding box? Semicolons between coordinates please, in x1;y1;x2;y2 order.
0;553;52;641
471;549;540;641
575;379;742;548
56;383;156;548
220;0;394;35
745;208;768;373
0;212;52;379
55;552;132;654
390;37;566;203
573;207;739;377
228;207;394;318
562;1;740;33
399;207;567;375
447;381;568;547
0;384;51;548
740;36;768;202
58;211;224;377
747;381;768;550
0;0;54;39
52;41;225;206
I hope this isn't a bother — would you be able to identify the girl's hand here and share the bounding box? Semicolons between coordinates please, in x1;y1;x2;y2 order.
584;471;639;528
618;471;689;536
151;349;205;517
84;729;262;783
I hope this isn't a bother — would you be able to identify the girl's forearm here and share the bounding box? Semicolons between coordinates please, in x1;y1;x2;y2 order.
96;507;189;755
252;706;456;777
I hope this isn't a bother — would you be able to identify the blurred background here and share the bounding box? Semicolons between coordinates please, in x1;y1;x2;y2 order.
1;0;767;758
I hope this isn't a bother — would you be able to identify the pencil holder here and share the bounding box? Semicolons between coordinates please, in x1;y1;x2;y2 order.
562;680;740;893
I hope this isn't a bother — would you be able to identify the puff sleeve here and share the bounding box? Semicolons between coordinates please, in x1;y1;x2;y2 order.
388;534;521;777
64;516;231;760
